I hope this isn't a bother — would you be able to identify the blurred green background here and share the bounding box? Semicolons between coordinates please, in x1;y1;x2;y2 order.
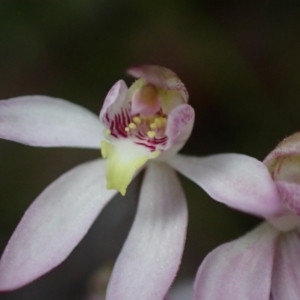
0;1;300;299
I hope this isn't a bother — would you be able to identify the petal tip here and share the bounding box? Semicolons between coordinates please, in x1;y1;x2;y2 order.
106;183;126;196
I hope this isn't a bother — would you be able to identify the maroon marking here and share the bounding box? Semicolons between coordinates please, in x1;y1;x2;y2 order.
154;137;167;143
116;114;121;125
135;142;156;150
111;120;116;132
115;113;127;137
123;109;131;125
105;112;110;123
121;111;127;127
136;132;146;140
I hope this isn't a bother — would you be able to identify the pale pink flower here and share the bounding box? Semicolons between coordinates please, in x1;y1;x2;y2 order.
194;132;300;300
0;65;279;300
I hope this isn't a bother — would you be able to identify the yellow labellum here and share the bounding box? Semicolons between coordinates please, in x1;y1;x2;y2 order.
151;150;161;158
101;140;149;196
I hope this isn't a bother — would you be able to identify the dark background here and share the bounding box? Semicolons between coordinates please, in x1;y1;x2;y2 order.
0;1;300;299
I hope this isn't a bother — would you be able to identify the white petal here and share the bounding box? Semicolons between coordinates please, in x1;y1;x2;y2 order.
162;104;195;156
0;96;103;148
106;162;188;300
194;223;279;300
272;228;300;300
0;159;116;291
168;154;282;217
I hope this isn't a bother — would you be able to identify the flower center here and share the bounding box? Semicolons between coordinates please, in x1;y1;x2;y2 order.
98;68;192;196
103;113;168;154
102;85;170;153
124;114;167;150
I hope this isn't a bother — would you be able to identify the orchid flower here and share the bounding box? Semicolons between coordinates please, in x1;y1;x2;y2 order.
194;132;300;300
0;65;280;300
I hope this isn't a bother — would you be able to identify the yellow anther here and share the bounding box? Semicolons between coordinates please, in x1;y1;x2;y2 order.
129;123;137;129
104;129;111;137
147;131;156;138
154;118;162;127
133;116;141;125
161;117;167;125
125;127;130;132
150;123;157;130
151;150;161;158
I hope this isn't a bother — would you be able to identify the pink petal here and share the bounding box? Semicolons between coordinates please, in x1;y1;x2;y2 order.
0;96;104;148
271;228;300;299
99;80;128;121
264;132;300;166
194;223;279;300
267;209;300;232
163;104;195;154
275;180;300;215
0;159;116;291
106;162;188;300
168;154;282;217
127;65;188;103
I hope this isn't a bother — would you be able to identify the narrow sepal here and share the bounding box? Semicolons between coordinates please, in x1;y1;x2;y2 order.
106;162;188;300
